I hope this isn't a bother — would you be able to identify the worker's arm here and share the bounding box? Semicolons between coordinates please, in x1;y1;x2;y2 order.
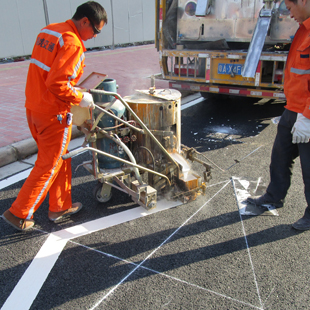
45;44;85;105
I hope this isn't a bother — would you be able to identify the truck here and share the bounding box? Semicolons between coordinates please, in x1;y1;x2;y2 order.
155;0;298;99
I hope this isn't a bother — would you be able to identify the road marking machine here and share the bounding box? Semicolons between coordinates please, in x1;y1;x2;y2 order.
63;73;212;210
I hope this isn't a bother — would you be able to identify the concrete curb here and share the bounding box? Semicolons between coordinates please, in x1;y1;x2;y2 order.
0;126;83;168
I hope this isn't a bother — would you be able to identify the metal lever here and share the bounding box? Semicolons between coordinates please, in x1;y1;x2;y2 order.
241;8;273;78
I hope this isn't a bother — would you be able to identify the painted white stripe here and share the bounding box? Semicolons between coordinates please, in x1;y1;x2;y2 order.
0;145;86;190
0;169;32;190
1;234;67;310
53;199;183;240
1;167;266;310
231;177;263;309
0;96;261;309
91;181;231;309
2;199;182;310
73;240;262;310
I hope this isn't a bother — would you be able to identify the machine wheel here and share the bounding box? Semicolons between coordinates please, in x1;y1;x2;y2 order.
93;183;112;203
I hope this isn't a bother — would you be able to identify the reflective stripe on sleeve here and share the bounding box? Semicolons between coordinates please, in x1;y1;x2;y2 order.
70;53;85;80
41;29;64;47
30;59;51;72
290;67;310;75
67;53;85;96
67;82;78;96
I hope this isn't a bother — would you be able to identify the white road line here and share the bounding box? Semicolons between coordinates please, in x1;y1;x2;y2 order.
71;236;262;309
262;285;276;308
1;97;207;310
90;180;231;309
0;169;32;190
231;177;263;309
1;199;182;310
0;147;86;190
1;234;67;310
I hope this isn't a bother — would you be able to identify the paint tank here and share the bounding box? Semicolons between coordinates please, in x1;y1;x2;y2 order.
125;89;181;165
94;98;127;169
92;78;117;103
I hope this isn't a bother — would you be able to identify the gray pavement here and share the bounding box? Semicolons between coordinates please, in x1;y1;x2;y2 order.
1;95;310;310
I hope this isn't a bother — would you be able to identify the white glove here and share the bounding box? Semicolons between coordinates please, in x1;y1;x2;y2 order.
291;113;310;144
79;92;95;109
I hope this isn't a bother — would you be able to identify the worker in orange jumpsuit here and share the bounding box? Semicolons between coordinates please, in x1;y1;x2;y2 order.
247;0;310;230
2;1;107;231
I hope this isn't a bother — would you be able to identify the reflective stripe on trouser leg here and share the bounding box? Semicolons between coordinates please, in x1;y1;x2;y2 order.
9;110;72;219
48;152;72;213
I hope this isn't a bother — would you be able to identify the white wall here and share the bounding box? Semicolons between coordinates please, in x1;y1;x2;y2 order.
0;0;155;59
0;0;46;58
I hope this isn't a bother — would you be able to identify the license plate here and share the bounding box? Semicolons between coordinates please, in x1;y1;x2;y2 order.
218;63;243;75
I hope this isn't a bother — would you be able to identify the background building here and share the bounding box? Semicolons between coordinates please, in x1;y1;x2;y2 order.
0;0;155;59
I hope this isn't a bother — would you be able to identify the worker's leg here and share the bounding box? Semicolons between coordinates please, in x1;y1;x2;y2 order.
266;109;299;202
298;142;310;218
291;140;310;230
48;154;72;212
9;109;72;220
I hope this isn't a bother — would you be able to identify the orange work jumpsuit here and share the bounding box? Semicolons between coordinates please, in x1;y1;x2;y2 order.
284;17;310;118
10;20;86;220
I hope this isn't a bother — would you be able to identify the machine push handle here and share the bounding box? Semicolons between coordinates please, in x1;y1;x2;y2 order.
62;146;171;186
62;149;81;160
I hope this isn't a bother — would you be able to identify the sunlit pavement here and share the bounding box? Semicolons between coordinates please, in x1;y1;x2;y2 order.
1;95;309;310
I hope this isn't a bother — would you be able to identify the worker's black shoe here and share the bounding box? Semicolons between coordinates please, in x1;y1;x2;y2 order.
292;217;310;231
246;194;284;209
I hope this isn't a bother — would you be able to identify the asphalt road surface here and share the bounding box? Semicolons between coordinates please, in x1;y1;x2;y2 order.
1;94;309;310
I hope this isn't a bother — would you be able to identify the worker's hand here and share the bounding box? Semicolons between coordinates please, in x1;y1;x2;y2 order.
79;92;95;109
291;113;310;143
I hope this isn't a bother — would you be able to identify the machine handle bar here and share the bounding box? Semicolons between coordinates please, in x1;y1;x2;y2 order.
62;147;171;186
